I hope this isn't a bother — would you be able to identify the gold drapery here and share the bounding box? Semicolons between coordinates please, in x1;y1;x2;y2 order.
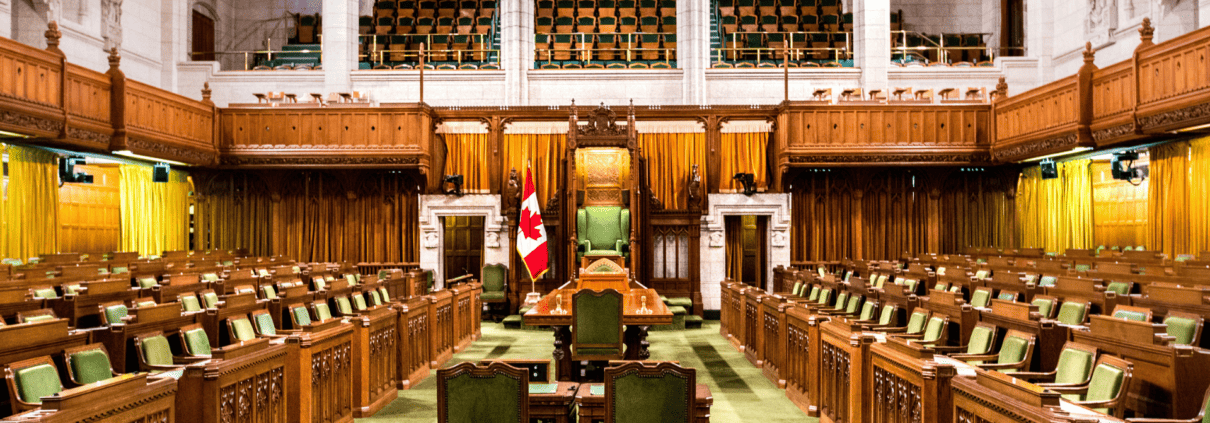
1;145;60;261
1016;159;1094;254
1147;141;1191;256
502;134;566;210
119;165;190;255
724;216;744;280
718;132;769;192
638;133;706;210
1091;161;1148;248
1191;137;1210;255
193;173;275;256
444;133;491;192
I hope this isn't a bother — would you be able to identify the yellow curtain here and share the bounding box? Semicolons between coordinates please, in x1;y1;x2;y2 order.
1147;141;1192;257
638;133;706;210
718;132;769;192
120;165;190;256
501;134;566;210
1;145;60;261
444;133;491;193
1016;159;1093;254
1191;136;1210;255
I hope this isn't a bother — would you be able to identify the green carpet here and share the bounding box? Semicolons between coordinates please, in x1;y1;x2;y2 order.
360;321;815;422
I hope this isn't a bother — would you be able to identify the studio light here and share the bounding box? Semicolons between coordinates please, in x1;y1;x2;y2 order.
1039;159;1058;180
443;174;464;196
58;156;94;185
153;163;171;183
732;173;756;196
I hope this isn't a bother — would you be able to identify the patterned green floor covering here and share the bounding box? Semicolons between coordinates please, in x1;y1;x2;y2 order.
360;321;816;422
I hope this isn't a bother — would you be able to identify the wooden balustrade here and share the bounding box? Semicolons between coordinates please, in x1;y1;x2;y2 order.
992;75;1084;162
761;295;790;388
428;289;455;368
350;304;400;417
176;338;290;423
743;288;765;367
867;337;956;423
0;30;66;141
784;304;823;417
397;296;432;389
285;319;355;423
818;319;875;423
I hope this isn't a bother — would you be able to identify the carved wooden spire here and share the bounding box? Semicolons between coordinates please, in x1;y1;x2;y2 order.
1082;42;1095;65
201;82;214;106
45;22;63;56
993;76;1008;101
1138;17;1155;49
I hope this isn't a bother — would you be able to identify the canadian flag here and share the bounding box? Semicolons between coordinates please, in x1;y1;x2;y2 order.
517;167;549;280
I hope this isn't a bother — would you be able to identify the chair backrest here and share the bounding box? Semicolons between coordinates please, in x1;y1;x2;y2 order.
844;295;861;314
832;292;848;311
1084;356;1133;416
352;294;369;311
437;362;529;423
997;291;1019;302
858;301;877;320
1038;275;1057;287
1164;312;1204;346
1111;305;1152;322
817;288;832;305
577;206;629;251
181;324;212;356
996;331;1035;367
878;305;897;326
807;286;820;301
482;263;507;292
18;309;57;324
180;294;202;312
1053;342;1097;384
790;282;803;296
1031;296;1056;319
335;296;354;315
572;289;624;355
65;344;115;385
251;310;277;336
921;316;947;343
261;285;278;299
905;310;929;334
369;290;384;306
379;287;391;302
970;288;991;308
312;301;333;321
102;302;129;324
8;357;63;405
201;290;220;308
290;304;312;327
1105;281;1131;295
136;332;174;366
604;362;695;423
31;287;58;299
964;324;996;355
228;316;257;342
1056;301;1088;325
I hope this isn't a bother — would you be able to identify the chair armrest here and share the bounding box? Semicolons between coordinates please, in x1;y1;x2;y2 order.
145;364;185;372
952;353;1000;362
1041;385;1089;394
977;361;1028;371
578;240;592;251
1070;399;1120;409
173;356;210;365
1008;370;1057;382
930;345;970;353
896;333;925;339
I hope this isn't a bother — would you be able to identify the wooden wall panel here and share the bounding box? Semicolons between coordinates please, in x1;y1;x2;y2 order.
119;80;216;164
993;77;1079;143
1091;160;1148;249
58;164;121;254
1135;26;1210;132
217;107;434;169
0;36;64;139
783;107;988;148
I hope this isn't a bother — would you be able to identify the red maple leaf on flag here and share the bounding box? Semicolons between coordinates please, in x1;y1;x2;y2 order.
520;208;543;239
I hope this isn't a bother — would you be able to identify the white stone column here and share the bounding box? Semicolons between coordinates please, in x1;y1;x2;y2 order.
853;0;890;91
699;194;791;310
161;0;189;94
0;0;12;39
1202;0;1210;28
322;0;358;94
679;0;708;104
1024;0;1054;84
501;0;532;105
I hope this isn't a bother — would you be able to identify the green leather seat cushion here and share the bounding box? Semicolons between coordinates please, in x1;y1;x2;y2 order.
996;336;1028;366
443;372;523;423
202;292;219;308
1054;348;1094;385
1164;316;1198;345
1057;302;1087;325
293;307;312;326
668;306;687;316
858;302;876;320
369;290;383;306
1031;298;1054;319
666;297;693;308
231;319;256;341
336;297;353;315
33;288;58;299
16;364;63;403
378;287;390;302
807;286;820;301
965;326;993;354
906;312;928;334
181;296;201;312
481;291;506;300
104;305;128;324
70;349;113;384
1106;281;1130;295
878;306;895;326
922;317;945;343
138;278;157;288
141;335;174;366
1085;363;1125;414
790;282;803;296
612;372;691;423
262;285;278;299
1038;276;1057;287
352;295;368;310
254;313;277;336
575;293;621;348
314;303;333;321
482;265;507;293
184;328;212;355
24;315;54;323
1113;310;1147;322
997;292;1016;301
970;290;990;308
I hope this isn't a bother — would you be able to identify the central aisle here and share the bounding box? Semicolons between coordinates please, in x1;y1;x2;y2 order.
360;321;815;422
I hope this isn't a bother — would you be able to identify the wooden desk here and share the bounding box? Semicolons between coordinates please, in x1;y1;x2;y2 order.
952;367;1124;423
523;288;672;381
174;338;289;423
575;382;712;423
528;381;579;423
0;373;178;423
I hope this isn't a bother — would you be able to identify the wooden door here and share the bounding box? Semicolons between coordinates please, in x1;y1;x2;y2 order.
192;11;215;61
443;216;484;281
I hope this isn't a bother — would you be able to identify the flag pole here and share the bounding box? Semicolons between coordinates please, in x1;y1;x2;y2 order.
523;159;543;306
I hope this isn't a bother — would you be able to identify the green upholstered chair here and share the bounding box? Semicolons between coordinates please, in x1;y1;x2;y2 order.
576;206;631;263
1015;342;1098;400
16;309;57;324
31;287;58;300
63;344;118;386
180;294;203;312
815;288;832;307
202;272;220;282
789;281;804;297
1031;296;1057;319
3;356;64;413
902;310;929;335
901;315;949;346
936;323;997;355
179;324;213;357
969;288;992;308
866;304;900;327
352;294;369;311
482;264;508;303
1048;355;1133;418
806;286;821;302
1111;305;1152;322
1037;275;1057;287
232;285;256;296
437;362;529;423
137;277;158;289
369;290;384;306
200;290;221;309
844;270;854;282
1056;301;1090;325
132;331;195;373
261;284;278;300
288;303;313;329
100;302;130;325
345;274;358;286
1105;281;1133;295
856;301;878;321
973;269;989;280
933;282;949;292
136;299;156;308
572;289;625;361
957;329;1035;373
312;277;328;291
378;287;391;303
604;362;695;423
334;296;355;316
996;290;1020;302
311;301;334;322
250;310;279;337
1163;312;1203;346
227;316;258;343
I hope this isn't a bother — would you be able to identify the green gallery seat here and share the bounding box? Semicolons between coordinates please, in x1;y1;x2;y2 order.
63;344;119;386
100;302;130;325
1048;355;1134;418
604;362;695;423
572;288;625;360
437;362;529;423
3;356;64;413
576;206;631;263
481;264;508;318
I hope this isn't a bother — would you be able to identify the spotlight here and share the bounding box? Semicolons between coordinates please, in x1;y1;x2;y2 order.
1111;151;1147;185
153;163;170;183
58;156;93;185
732;173;756;196
1039;160;1058;180
443;174;464;196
